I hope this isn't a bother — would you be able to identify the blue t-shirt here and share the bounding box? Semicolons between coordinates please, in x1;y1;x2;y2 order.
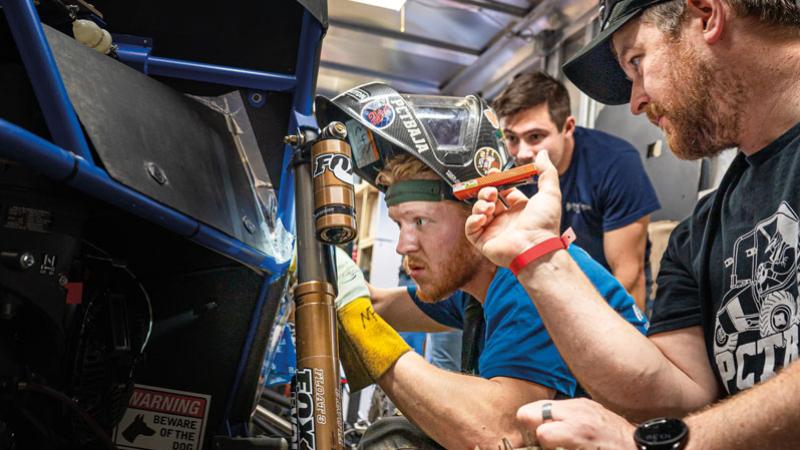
408;245;648;397
558;127;660;270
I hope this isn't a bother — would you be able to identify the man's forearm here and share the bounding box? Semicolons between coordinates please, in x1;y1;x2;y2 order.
379;352;551;449
613;264;646;311
685;361;800;450
368;285;451;332
604;216;650;311
516;250;713;419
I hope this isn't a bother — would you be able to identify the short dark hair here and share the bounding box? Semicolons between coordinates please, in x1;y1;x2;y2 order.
491;71;572;130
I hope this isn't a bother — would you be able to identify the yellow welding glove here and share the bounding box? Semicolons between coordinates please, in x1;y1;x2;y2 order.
334;247;411;392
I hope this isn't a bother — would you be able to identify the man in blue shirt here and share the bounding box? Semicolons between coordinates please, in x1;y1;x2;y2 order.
334;153;647;449
493;72;660;310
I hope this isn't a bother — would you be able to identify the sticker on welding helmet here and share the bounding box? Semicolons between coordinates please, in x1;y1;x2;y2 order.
474;147;503;176
346;119;380;168
345;88;370;103
361;98;395;129
483;108;500;129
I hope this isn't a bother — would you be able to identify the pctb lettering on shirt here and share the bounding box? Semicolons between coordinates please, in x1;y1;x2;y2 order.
713;202;800;394
112;384;211;450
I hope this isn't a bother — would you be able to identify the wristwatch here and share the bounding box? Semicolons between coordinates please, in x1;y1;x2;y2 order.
633;417;689;450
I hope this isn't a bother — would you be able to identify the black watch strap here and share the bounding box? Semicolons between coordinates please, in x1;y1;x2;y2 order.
634;417;689;450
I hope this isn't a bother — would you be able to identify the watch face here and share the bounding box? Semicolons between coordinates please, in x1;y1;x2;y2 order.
634;418;688;449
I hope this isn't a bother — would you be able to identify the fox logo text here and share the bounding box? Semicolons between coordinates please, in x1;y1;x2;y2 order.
293;369;316;450
313;154;353;185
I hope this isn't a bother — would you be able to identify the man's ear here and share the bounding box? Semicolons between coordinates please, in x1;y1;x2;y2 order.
562;115;576;138
687;0;726;44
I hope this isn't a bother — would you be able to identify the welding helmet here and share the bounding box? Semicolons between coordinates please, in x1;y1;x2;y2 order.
315;82;510;202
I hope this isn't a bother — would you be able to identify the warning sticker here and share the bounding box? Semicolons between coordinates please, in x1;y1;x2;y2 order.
113;384;211;450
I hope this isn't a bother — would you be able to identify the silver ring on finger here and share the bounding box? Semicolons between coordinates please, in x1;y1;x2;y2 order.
541;402;554;423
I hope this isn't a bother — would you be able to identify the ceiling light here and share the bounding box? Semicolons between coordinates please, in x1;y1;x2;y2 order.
349;0;407;11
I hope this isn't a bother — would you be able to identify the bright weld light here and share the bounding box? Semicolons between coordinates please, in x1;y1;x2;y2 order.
349;0;407;11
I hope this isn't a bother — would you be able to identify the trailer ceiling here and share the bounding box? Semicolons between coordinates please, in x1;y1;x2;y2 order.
318;0;599;98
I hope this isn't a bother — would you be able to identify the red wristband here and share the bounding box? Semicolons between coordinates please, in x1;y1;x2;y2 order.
509;228;576;276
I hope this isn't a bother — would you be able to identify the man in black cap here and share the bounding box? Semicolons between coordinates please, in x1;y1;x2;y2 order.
465;0;800;447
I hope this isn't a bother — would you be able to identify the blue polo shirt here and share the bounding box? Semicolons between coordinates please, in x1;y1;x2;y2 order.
408;245;648;396
524;127;660;271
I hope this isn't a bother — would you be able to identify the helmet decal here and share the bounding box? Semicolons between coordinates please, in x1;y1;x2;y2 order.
483;108;500;129
315;82;510;200
360;98;395;129
474;147;503;176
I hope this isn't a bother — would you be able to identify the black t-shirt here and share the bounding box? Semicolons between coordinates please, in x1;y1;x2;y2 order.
649;122;800;396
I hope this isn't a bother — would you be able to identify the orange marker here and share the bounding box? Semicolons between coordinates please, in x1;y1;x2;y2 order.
452;163;539;201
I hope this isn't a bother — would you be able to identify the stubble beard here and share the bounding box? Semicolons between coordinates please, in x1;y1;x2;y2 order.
647;40;745;160
411;233;484;303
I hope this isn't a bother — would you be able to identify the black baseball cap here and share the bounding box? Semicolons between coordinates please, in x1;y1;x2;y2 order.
563;0;672;105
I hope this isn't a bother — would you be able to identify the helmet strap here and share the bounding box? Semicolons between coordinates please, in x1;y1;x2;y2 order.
384;179;457;206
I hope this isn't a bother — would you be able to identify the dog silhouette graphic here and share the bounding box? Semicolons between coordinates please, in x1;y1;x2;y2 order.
122;414;156;443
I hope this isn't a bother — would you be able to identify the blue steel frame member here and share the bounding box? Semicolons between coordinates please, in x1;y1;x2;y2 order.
493;71;660;311
0;0;326;437
317;83;647;449
0;0;318;277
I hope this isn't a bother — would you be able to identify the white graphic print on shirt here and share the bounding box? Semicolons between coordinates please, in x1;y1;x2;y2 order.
714;202;800;393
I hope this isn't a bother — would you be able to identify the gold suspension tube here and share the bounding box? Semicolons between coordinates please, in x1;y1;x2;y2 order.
292;281;342;450
289;125;350;450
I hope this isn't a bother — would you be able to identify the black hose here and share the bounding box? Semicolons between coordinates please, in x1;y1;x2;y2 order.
18;382;118;450
19;406;57;449
260;388;292;409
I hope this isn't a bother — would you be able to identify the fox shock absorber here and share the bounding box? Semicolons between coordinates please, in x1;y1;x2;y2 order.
311;122;357;245
288;121;354;450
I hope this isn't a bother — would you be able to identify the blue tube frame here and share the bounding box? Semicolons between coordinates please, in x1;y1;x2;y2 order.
0;0;319;277
116;43;298;92
0;0;94;163
221;10;325;435
0;119;279;268
277;10;325;264
0;0;326;434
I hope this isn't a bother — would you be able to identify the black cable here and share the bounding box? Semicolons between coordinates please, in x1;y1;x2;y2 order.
18;382;118;450
19;406;58;449
81;240;154;352
260;388;292;409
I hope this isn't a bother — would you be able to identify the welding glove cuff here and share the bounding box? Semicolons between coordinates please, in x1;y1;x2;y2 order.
337;297;412;392
334;246;369;311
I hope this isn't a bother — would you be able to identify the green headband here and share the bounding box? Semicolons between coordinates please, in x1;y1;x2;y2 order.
384;180;456;206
